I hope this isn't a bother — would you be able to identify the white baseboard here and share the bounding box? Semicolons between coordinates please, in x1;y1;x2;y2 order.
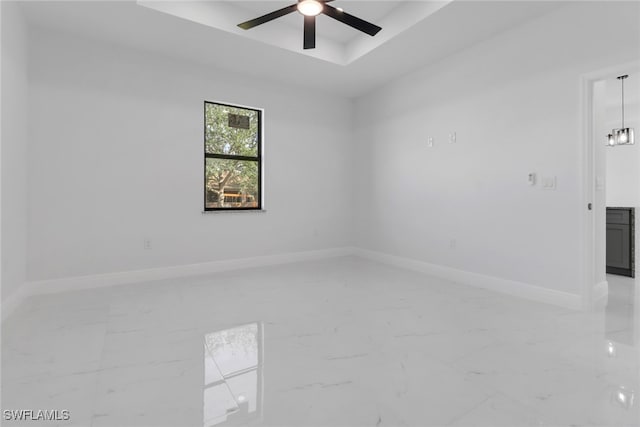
3;245;586;319
592;280;609;306
24;247;355;296
1;247;355;320
1;285;29;322
354;248;582;310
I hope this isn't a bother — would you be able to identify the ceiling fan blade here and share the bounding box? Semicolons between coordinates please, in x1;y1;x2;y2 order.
322;4;382;36
303;15;316;49
238;4;298;30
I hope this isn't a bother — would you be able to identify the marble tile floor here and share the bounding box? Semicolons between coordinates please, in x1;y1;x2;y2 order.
1;256;639;427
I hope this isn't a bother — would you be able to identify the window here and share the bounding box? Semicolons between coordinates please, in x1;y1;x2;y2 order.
204;101;262;211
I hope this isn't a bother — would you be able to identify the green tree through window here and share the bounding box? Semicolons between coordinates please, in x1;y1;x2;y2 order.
204;102;262;210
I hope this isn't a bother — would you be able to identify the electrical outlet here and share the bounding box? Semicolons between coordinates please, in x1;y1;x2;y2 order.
449;132;457;143
144;238;152;250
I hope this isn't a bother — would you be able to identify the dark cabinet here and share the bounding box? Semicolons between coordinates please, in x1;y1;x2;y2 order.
606;207;634;277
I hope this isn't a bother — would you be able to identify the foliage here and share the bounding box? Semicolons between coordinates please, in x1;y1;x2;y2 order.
205;324;259;373
205;103;259;206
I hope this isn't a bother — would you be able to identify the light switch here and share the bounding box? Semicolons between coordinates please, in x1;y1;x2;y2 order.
427;137;434;147
542;176;557;190
528;173;536;186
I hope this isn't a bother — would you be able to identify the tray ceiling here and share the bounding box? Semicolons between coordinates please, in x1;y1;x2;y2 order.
138;1;452;65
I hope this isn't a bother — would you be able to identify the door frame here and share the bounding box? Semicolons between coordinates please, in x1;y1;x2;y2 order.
580;60;640;309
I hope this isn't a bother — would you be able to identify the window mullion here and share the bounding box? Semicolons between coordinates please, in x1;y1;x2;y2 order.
205;153;259;162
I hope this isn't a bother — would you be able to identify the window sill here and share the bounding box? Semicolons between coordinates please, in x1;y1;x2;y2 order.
202;209;267;214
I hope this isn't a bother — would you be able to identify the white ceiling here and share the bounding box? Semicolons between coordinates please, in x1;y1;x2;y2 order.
232;1;401;44
137;1;453;65
19;0;566;98
606;72;640;109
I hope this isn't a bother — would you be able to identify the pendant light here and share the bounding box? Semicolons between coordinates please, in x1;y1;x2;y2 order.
607;75;635;146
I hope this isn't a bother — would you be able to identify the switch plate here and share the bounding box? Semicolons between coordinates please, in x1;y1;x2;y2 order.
427;137;434;147
449;132;456;143
542;176;557;190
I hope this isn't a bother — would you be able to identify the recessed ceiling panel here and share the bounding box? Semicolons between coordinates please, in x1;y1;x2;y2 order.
137;0;453;65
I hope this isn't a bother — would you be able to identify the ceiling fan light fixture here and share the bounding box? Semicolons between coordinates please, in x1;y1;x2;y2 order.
237;1;382;49
297;0;323;16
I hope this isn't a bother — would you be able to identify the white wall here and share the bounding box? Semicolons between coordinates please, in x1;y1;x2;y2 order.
354;1;640;295
1;2;29;301
605;72;640;207
27;28;354;281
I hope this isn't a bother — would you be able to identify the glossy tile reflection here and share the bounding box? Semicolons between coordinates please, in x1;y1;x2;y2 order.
2;257;640;426
204;323;263;426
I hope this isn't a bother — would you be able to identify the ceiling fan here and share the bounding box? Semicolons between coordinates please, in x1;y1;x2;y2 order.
237;0;382;50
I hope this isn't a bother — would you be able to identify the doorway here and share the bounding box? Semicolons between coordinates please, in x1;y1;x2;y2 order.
582;61;640;309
